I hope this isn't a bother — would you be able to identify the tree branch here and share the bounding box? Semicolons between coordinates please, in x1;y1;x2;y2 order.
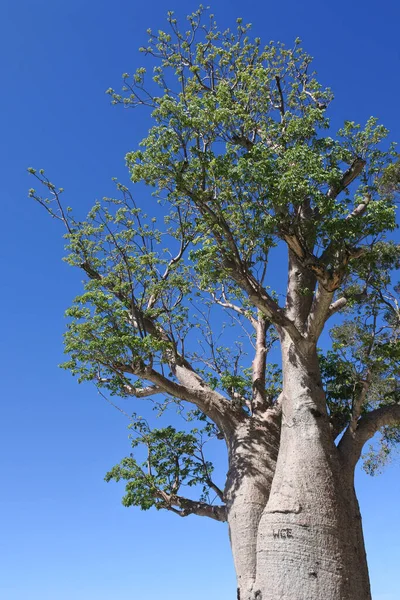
251;313;270;413
327;157;366;200
338;403;400;468
82;263;248;433
230;266;303;342
325;288;369;321
275;75;285;122
327;296;349;318
285;248;317;333
210;288;257;328
99;379;161;398
123;383;161;398
156;490;227;522
350;372;372;431
306;283;334;341
179;182;302;338
196;445;225;502
137;366;245;435
345;195;371;220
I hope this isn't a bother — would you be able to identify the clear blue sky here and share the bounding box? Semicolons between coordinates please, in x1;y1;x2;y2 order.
1;1;399;599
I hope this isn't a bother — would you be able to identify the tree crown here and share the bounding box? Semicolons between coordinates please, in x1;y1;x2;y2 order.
29;6;400;514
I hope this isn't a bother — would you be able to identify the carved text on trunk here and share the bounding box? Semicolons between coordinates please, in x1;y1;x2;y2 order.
272;528;293;539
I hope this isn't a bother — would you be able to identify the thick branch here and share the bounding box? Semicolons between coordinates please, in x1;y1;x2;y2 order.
281;233;330;285
100;379;161;398
124;384;160;398
286;249;317;333
326;288;369;321
284;235;365;293
327;296;348;318
139;367;245;435
156;490;227;522
327;157;366;200
230;266;303;342
345;195;371;220
251;313;269;413
306;283;334;341
338;403;400;468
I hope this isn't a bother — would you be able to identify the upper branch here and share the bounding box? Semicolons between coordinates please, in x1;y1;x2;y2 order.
182;187;303;340
100;379;161;398
228;266;303;342
306;283;334;341
142;366;244;433
210;287;257;328
285;249;317;334
251;313;270;413
338;403;400;469
327;157;366;200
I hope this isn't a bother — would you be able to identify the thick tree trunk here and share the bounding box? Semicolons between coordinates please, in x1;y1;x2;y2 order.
228;337;372;600
225;413;280;596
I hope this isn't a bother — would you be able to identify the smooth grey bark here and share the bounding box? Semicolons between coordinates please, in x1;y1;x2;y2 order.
225;412;280;595
225;336;372;600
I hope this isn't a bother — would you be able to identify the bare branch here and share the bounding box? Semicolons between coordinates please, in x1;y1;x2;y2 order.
155;489;227;522
275;75;285;122
147;209;190;310
327;157;366;200
301;87;327;110
251;313;270;413
141;366;246;434
124;383;162;398
306;284;334;341
327;296;349;318
210;287;257;328
345;196;371;221
326;288;369;321
98;379;161;398
230;267;303;342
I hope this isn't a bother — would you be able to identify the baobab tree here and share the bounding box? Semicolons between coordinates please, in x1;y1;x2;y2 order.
29;7;400;600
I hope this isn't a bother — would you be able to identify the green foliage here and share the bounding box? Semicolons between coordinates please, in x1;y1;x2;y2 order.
363;426;400;475
321;283;400;456
30;6;400;510
105;412;219;509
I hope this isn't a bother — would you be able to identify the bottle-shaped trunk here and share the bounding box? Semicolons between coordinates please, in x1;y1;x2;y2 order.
231;338;371;600
253;430;371;599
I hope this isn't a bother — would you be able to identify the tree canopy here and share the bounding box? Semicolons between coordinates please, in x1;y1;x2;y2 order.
29;6;400;519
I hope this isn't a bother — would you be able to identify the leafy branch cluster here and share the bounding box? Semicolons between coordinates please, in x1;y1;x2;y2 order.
105;411;226;521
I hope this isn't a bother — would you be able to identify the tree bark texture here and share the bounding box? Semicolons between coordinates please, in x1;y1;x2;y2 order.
226;337;372;600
